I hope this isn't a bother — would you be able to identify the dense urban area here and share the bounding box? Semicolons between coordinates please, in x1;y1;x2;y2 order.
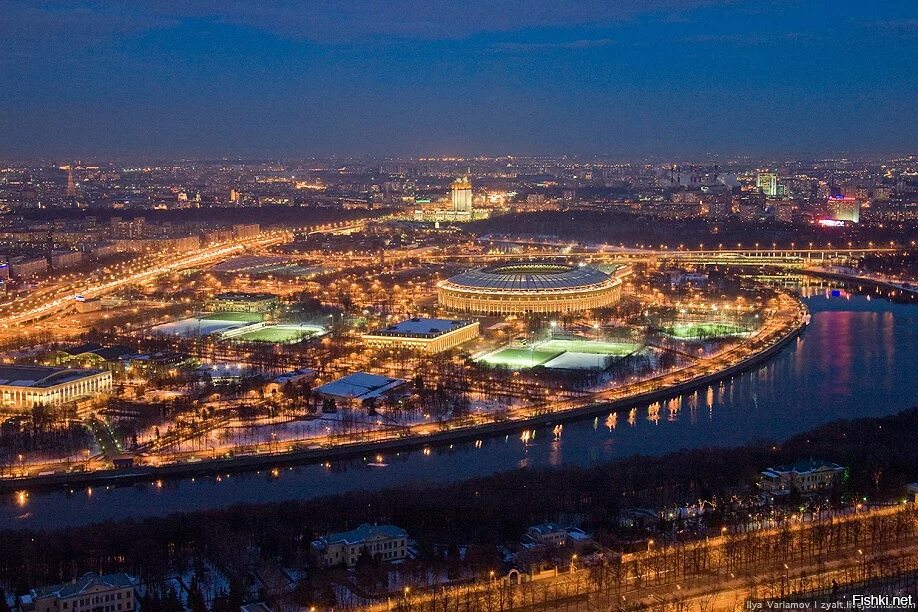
0;154;916;611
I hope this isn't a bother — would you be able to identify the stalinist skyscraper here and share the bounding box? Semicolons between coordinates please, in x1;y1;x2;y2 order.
450;175;473;215
412;172;488;223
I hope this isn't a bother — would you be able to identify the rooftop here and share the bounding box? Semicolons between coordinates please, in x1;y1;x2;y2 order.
316;523;407;547
213;292;278;301
62;343;136;361
367;317;474;338
763;459;844;476
31;573;134;600
314;371;407;401
0;365;107;388
443;262;615;292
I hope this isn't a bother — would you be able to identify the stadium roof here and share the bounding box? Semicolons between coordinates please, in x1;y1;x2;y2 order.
443;263;612;291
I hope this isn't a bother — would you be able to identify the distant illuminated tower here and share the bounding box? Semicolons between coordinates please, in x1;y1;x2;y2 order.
756;172;777;197
62;165;77;197
451;175;473;214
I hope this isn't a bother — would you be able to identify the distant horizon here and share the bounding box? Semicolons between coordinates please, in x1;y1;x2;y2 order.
2;0;915;158
1;150;916;166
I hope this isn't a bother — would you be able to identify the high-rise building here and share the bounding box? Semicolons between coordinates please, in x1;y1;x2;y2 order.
756;173;778;197
451;175;473;214
831;196;860;223
413;174;488;223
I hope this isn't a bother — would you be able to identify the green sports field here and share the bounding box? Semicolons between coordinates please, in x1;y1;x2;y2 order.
537;339;639;356
231;324;324;343
201;311;264;322
663;322;748;340
477;347;563;368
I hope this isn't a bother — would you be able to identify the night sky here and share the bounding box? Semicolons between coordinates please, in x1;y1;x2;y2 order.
1;0;916;159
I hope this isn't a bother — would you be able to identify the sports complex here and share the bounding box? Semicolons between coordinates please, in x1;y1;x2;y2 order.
437;262;625;315
151;312;325;344
477;337;641;370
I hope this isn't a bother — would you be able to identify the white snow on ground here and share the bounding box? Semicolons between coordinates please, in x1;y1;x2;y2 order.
151;317;249;336
543;351;609;370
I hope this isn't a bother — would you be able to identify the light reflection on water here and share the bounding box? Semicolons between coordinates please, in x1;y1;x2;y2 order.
2;291;917;530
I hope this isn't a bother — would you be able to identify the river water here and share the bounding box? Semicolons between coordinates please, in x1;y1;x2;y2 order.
2;287;916;530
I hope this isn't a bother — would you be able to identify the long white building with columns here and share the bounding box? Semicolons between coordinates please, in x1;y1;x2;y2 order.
0;365;112;410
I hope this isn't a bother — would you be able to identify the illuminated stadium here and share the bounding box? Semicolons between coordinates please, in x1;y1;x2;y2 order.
438;262;624;315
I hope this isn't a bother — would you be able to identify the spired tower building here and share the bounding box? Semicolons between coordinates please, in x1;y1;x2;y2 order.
413;172;489;223
451;175;473;215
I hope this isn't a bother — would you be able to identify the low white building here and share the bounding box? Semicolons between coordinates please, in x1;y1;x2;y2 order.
311;524;408;568
313;371;408;406
0;365;112;410
363;317;480;353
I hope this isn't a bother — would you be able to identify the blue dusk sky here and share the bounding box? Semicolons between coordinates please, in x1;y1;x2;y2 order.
0;0;916;158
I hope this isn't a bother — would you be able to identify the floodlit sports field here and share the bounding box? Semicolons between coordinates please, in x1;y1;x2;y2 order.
663;322;748;340
478;338;641;370
477;347;563;368
538;339;639;356
228;324;325;344
152;317;250;337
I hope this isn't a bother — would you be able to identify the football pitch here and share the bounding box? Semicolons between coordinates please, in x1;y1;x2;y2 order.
477;347;563;368
663;322;748;339
230;324;325;344
537;339;639;356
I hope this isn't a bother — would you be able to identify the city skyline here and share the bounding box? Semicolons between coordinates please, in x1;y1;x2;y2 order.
1;0;917;158
2;2;918;610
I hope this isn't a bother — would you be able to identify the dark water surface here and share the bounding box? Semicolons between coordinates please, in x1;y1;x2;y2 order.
2;291;916;530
